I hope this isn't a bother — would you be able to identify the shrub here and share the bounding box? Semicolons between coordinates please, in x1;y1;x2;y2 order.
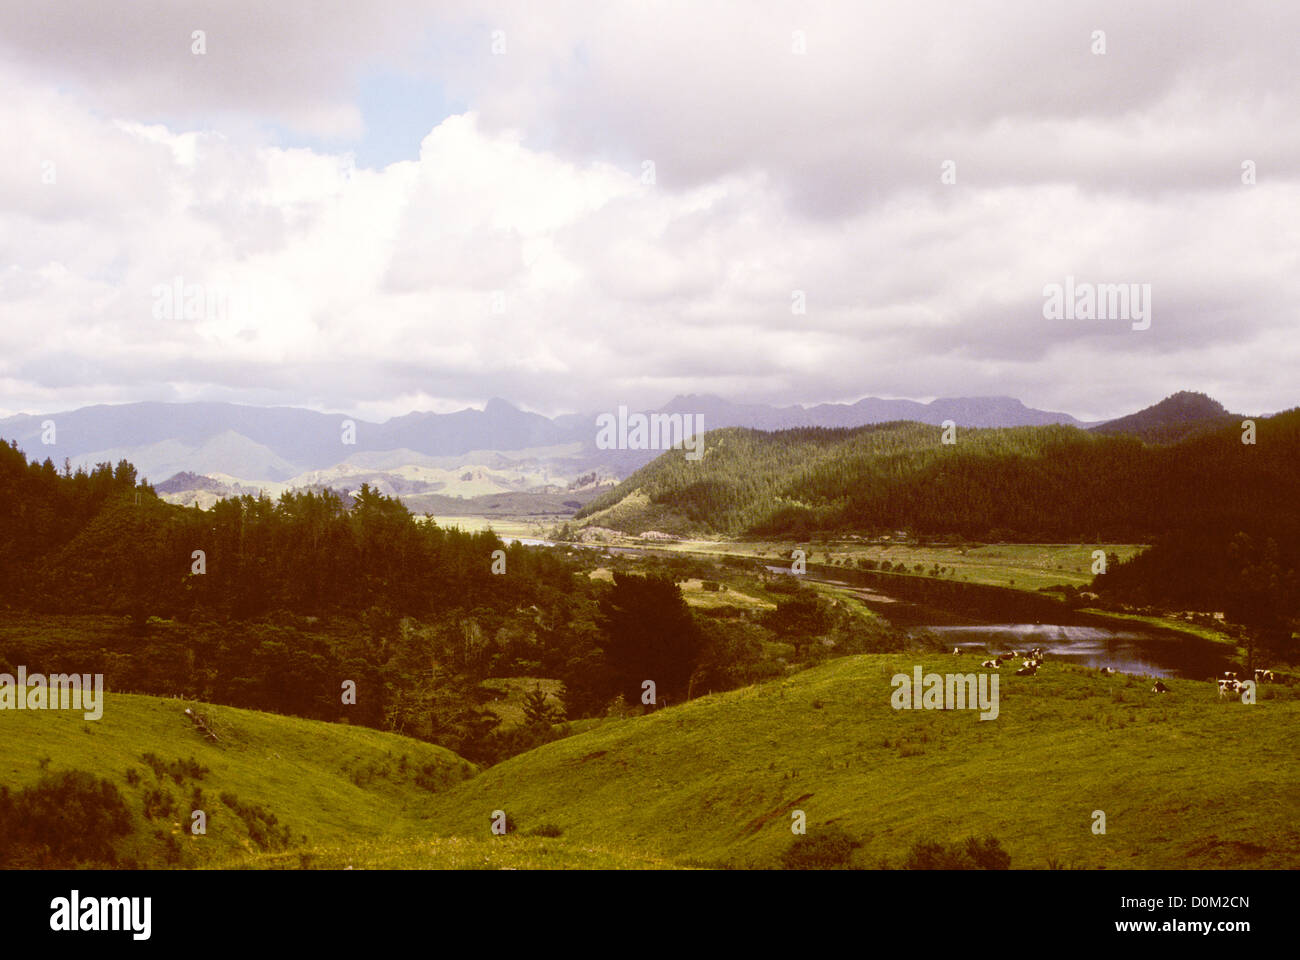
141;786;175;821
139;753;208;784
779;825;860;870
219;792;293;850
900;834;1010;870
0;770;133;867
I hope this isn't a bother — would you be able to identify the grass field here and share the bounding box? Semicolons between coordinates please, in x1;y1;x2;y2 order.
422;515;554;540
241;836;680;869
0;693;474;867
421;654;1300;869
5;655;1296;869
621;538;1148;591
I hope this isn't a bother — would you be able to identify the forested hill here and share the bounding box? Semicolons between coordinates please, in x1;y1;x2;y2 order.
1089;390;1239;444
574;408;1300;542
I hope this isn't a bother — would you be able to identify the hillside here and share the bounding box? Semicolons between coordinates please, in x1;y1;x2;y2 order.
0;692;474;868
575;407;1300;541
421;654;1300;869
1090;390;1239;444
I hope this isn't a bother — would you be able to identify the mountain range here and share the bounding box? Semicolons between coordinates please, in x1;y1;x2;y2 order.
0;391;1243;509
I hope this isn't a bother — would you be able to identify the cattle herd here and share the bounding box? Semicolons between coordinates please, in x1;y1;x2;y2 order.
950;646;1280;697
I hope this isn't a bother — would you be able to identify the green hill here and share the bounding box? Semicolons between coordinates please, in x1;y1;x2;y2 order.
574;408;1300;542
1090;390;1238;444
7;660;1296;869
0;692;475;868
420;654;1300;869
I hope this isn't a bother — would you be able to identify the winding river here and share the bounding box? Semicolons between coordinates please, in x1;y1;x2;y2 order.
764;566;1237;679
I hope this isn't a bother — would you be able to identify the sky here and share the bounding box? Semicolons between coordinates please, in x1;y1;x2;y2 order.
2;0;1298;423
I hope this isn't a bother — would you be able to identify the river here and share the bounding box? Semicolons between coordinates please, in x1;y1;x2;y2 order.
765;567;1237;680
504;538;1236;678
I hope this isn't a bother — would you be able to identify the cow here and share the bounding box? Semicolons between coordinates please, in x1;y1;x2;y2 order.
1098;667;1115;676
1015;665;1037;676
1218;679;1242;699
953;648;962;655
1151;681;1169;694
1254;669;1275;683
981;659;1001;669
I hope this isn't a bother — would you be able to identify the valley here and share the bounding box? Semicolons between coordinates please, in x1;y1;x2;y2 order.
1;389;1296;871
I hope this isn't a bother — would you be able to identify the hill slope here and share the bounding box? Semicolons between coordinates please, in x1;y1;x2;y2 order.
575;407;1300;540
422;654;1300;869
1090;390;1239;444
0;692;474;867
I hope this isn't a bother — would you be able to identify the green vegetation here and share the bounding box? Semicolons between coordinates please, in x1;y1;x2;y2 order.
0;692;473;867
5;651;1297;869
575;411;1300;545
2;413;1295;871
420;654;1300;869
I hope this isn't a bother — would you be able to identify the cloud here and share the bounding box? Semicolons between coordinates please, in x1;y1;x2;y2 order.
1;1;1297;422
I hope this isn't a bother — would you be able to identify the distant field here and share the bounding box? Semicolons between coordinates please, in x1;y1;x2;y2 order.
422;515;558;540
480;677;567;729
676;577;777;612
632;540;1147;591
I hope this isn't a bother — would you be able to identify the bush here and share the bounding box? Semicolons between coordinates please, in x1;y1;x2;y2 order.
141;786;175;821
900;834;1010;870
779;825;860;870
0;770;133;867
219;791;293;850
139;752;208;784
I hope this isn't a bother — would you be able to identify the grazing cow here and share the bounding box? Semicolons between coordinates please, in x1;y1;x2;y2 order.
1218;678;1250;699
1098;667;1115;676
1254;669;1275;683
1151;681;1169;694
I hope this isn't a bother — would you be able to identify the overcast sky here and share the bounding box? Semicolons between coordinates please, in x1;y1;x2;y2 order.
3;0;1298;422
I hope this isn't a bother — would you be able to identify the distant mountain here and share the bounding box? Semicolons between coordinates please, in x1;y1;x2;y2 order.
0;391;1122;517
1090;391;1239;444
152;471;228;494
575;408;1300;540
652;393;1086;431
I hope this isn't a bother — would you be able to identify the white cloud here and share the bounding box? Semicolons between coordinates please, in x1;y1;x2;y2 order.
1;1;1297;422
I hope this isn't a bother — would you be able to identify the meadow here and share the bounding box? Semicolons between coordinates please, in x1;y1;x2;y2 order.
7;653;1293;869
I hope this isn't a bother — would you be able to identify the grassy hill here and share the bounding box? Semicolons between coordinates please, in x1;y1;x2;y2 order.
6;659;1296;869
0;692;475;868
420;654;1300;869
